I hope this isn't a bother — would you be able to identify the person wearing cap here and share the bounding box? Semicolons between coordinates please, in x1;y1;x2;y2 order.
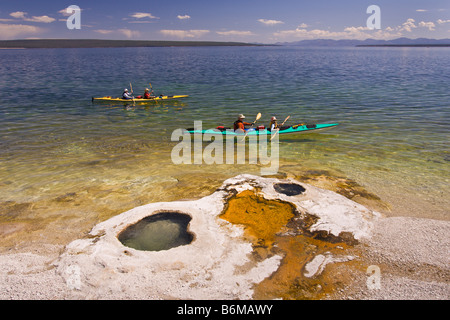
143;88;154;99
233;114;253;132
269;116;278;131
122;88;134;100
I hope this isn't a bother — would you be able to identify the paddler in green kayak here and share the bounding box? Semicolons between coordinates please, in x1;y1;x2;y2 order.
233;114;254;132
269;116;278;131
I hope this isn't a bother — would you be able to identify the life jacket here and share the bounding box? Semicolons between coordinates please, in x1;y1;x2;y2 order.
234;120;244;131
122;92;133;99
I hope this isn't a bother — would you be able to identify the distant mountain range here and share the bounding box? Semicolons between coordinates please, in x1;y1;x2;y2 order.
277;37;450;47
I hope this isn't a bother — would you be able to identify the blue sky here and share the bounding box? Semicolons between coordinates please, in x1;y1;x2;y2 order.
0;0;449;42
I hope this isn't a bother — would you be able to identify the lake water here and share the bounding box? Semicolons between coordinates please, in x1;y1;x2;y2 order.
0;46;448;250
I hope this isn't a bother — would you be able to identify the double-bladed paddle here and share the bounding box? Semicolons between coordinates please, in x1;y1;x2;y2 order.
270;115;290;140
241;113;261;141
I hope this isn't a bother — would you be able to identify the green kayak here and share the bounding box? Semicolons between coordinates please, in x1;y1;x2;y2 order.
186;123;339;136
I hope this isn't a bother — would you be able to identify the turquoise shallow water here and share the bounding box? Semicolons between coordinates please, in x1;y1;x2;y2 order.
0;46;449;248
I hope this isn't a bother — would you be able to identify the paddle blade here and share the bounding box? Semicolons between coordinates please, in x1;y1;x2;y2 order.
281;115;290;126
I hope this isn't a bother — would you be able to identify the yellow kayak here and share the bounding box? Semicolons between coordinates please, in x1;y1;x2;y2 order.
92;95;189;103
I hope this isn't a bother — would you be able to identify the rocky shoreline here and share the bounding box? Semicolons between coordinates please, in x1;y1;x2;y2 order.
0;175;448;300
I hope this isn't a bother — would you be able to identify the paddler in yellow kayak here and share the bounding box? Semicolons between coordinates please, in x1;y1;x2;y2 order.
143;88;155;99
122;88;134;100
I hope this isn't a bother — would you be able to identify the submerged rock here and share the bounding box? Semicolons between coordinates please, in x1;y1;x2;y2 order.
54;174;381;300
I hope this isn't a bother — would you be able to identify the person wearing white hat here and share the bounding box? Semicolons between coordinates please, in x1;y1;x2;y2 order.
143;88;155;99
233;114;253;132
122;88;134;100
270;116;278;131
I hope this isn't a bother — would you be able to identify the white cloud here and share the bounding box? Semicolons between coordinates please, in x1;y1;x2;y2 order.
94;28;141;38
274;28;338;39
389;18;438;34
58;7;83;17
130;12;159;19
28;15;55;23
58;8;71;17
10;12;27;19
94;29;113;35
9;11;55;23
128;20;157;24
216;30;254;36
399;18;416;32
274;25;401;41
258;19;284;26
419;21;436;31
271;17;442;42
297;23;308;28
160;29;210;38
0;23;43;40
126;12;159;23
416;9;428;12
177;15;191;20
343;26;370;32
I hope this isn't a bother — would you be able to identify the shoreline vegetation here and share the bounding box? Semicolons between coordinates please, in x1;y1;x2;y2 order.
0;39;265;49
1;38;449;49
